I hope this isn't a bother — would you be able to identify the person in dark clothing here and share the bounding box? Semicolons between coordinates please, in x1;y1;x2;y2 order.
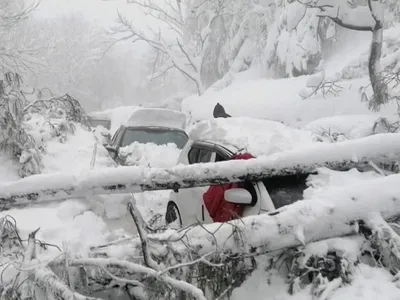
213;102;231;118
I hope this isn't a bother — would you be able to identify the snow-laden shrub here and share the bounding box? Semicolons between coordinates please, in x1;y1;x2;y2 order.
0;73;89;177
0;73;43;177
263;1;335;78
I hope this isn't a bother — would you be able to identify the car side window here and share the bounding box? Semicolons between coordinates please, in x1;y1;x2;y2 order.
198;149;213;163
111;128;120;145
262;175;308;209
188;147;216;164
112;127;126;147
216;153;227;162
188;148;199;164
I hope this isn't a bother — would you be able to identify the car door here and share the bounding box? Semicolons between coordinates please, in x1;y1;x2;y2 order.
174;143;216;225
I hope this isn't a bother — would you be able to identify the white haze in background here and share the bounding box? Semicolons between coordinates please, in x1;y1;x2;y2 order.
29;0;186;112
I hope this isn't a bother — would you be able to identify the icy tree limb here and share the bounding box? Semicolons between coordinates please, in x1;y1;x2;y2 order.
309;0;388;110
11;229;101;300
1;133;400;206
127;201;160;271
89;172;400;260
17;228;39;299
365;213;400;265
68;258;207;300
33;268;102;300
367;0;388;110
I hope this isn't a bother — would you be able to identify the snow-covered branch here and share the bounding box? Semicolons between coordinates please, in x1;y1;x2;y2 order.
127;201;160;270
90;171;400;259
315;2;375;31
68;257;207;300
34;267;102;300
1;133;400;206
305;0;388;110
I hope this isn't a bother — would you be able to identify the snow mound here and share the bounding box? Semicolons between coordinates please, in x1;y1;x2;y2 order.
304;167;382;200
188;117;314;157
0;202;109;254
41;125;113;174
182;77;397;127
231;261;400;300
119;142;181;168
303;115;390;140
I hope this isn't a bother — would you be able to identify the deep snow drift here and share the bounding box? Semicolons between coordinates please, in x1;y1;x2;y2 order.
188;117;315;156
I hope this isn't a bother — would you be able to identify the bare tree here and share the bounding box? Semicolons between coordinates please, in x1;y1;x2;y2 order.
301;0;388;110
0;0;43;73
110;0;247;96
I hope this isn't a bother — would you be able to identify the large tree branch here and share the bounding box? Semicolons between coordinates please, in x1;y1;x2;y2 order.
316;4;374;31
88;171;400;267
1;133;400;207
319;14;373;31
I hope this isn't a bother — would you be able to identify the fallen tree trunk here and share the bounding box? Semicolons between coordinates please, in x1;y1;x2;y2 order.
90;171;400;260
1;133;400;208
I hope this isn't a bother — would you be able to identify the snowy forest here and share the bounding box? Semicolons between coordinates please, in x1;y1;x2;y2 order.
1;0;400;299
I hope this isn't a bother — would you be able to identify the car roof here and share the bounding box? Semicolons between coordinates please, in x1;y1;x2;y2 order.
126;107;187;130
125;125;188;135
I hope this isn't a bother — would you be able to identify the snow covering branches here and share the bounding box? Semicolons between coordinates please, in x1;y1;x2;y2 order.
5;134;400;297
5;169;400;298
0;75;90;178
2;131;400;206
302;0;388;110
299;70;344;99
0;0;43;73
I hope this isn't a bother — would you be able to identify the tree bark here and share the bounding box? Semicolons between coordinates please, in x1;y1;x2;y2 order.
368;19;388;110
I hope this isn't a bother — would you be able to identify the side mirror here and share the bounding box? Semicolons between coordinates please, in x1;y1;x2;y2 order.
224;188;252;205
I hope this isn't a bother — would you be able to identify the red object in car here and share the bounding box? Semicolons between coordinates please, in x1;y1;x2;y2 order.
202;152;255;222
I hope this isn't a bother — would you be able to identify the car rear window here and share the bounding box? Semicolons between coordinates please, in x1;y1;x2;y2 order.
122;128;188;149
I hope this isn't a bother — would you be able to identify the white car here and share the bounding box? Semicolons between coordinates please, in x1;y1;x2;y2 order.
165;117;313;227
104;108;189;165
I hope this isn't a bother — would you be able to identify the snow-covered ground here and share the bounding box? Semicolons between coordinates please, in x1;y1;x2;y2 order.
0;119;177;254
188;117;315;156
231;258;400;300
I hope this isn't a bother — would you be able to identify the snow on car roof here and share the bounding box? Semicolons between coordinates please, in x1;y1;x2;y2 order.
126;107;187;130
188;117;314;157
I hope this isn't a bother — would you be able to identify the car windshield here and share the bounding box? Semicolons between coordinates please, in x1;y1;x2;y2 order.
121;127;188;149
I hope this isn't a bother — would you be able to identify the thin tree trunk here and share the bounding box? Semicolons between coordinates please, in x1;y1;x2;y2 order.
368;21;388;110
